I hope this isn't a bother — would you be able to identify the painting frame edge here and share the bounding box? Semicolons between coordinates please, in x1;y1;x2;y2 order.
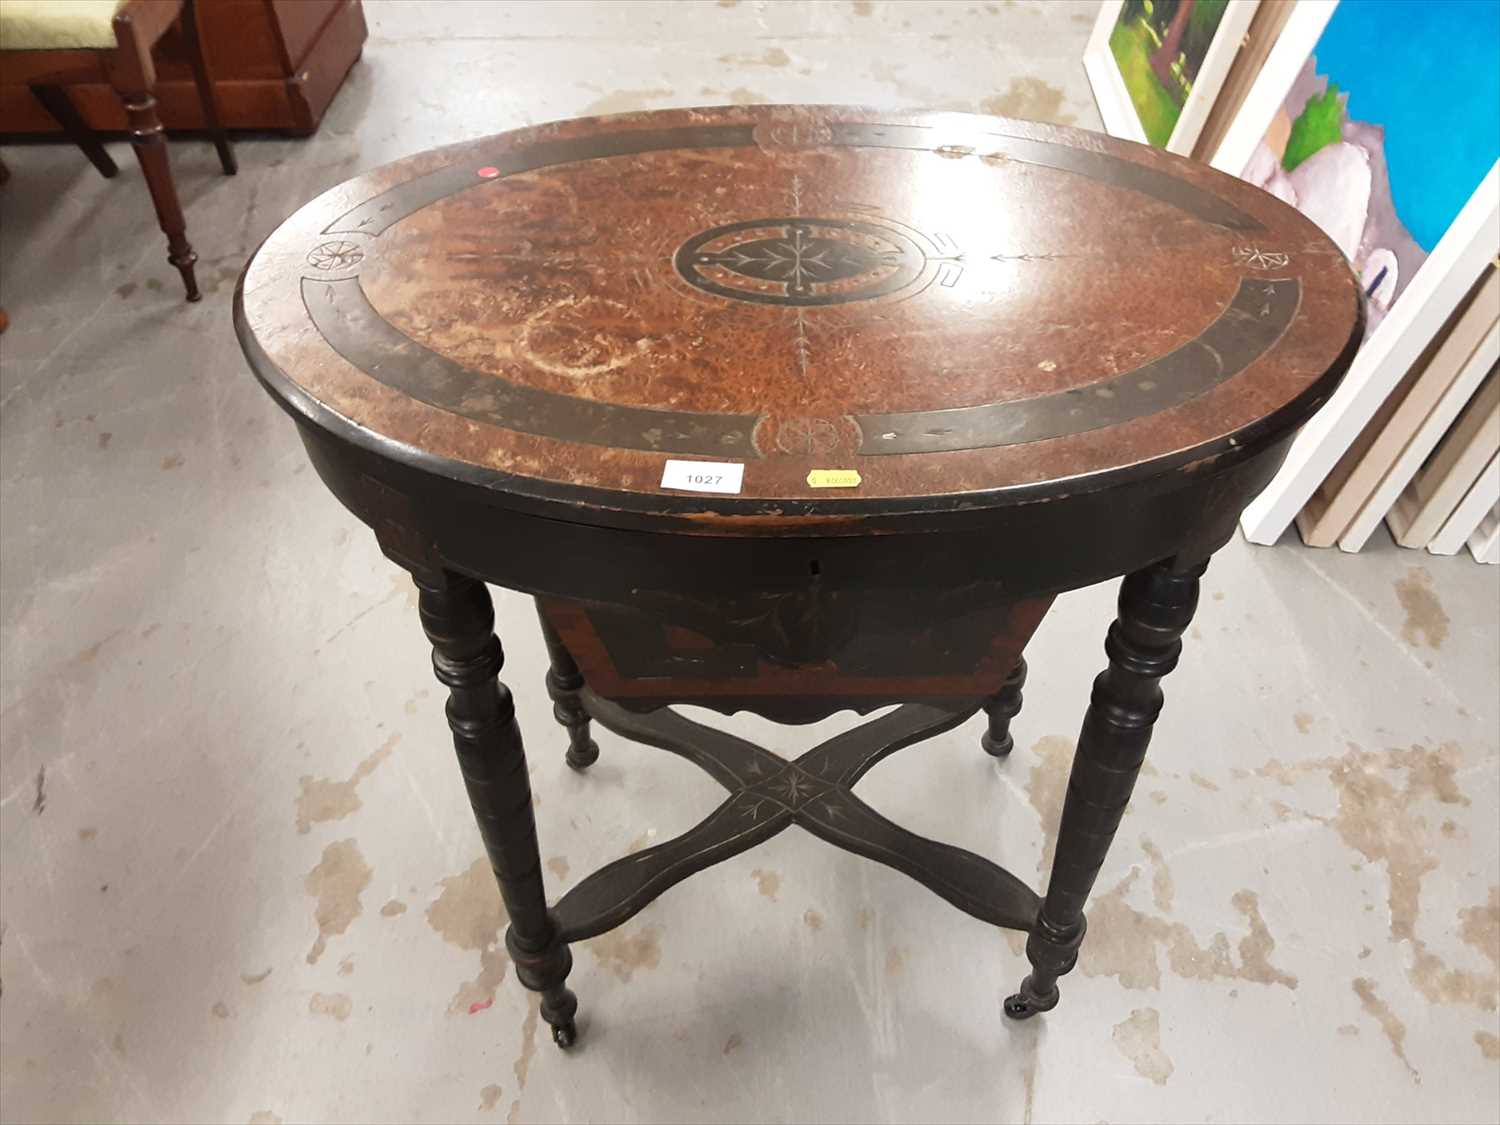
1084;0;1150;146
1084;0;1261;156
1208;0;1337;174
1171;0;1262;156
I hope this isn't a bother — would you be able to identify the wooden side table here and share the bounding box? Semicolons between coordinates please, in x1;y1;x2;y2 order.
234;106;1362;1048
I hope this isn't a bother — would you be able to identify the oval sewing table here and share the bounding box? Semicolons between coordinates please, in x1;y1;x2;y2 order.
235;105;1362;1048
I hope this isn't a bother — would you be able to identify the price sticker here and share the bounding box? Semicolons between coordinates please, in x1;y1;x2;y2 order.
807;469;862;488
660;460;745;494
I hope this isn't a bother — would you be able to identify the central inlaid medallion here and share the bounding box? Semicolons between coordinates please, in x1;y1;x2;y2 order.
675;217;926;306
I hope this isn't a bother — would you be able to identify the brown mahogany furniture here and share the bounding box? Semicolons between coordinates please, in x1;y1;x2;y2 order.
0;0;365;135
235;106;1362;1048
0;0;236;300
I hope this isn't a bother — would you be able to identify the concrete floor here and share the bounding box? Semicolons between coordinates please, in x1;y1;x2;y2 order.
2;2;1497;1122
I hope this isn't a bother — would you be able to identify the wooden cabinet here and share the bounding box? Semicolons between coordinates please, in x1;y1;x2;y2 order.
0;0;366;135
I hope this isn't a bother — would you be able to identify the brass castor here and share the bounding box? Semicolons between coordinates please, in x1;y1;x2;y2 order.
1003;980;1059;1020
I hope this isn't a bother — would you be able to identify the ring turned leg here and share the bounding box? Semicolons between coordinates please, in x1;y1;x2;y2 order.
535;603;599;771
981;656;1027;758
114;87;199;300
419;574;579;1047
1005;558;1204;1018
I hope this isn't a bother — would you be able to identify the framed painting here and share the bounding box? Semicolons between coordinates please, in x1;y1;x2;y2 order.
1190;0;1297;161
1084;0;1261;155
1210;0;1500;547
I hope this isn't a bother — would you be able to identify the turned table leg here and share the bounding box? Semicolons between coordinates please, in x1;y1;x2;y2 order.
981;656;1027;758
419;573;579;1046
1005;558;1204;1018
535;603;599;771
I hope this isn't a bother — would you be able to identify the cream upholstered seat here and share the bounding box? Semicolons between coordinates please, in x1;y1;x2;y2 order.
0;1;126;51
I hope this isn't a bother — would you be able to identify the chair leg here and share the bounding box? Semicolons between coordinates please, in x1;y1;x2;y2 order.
111;1;199;301
181;0;236;175
28;85;120;179
116;85;200;301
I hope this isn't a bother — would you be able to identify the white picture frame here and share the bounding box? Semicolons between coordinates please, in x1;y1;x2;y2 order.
1468;503;1500;564
1429;451;1500;556
1344;317;1500;550
1292;271;1498;548
1209;0;1338;176
1085;0;1261;156
1208;0;1500;546
1385;372;1500;549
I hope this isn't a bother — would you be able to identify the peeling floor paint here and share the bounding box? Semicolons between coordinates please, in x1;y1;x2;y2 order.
1394;568;1451;649
513;1001;540;1093
295;733;399;834
309;992;353;1022
752;868;782;901
1082;870;1298;992
427;859;510;1014
978;77;1078;125
577;87;675;117
0;2;1495;1123
1354;978;1419;1082
305;839;372;966
428;860;506;951
1140;837;1174;913
1025;735;1073;875
584;923;662;983
1112;1007;1174;1085
1257;742;1468;941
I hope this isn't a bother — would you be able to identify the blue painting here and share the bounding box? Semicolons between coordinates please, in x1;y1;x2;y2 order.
1242;0;1500;335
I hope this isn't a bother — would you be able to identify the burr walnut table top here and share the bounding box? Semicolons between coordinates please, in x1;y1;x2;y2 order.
235;104;1362;532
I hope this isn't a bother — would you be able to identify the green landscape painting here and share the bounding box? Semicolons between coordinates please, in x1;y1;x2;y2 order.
1110;0;1230;147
